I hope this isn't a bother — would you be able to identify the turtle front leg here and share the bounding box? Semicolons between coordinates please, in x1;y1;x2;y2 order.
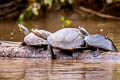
93;48;100;57
48;45;56;59
22;41;26;45
72;50;80;59
18;42;26;48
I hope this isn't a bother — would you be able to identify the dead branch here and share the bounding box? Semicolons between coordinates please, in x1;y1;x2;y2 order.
74;6;120;20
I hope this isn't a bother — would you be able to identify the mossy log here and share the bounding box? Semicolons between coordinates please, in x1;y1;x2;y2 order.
0;41;120;62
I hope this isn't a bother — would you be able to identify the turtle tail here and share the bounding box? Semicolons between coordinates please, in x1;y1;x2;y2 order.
105;36;118;52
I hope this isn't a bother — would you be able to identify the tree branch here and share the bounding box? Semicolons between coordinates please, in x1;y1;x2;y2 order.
74;6;120;20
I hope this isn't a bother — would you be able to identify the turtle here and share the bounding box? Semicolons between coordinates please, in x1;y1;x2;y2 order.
31;27;88;59
32;26;118;59
79;26;118;57
18;24;52;48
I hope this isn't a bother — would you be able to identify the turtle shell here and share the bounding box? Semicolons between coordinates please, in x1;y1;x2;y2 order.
84;34;118;51
47;28;85;50
24;33;48;46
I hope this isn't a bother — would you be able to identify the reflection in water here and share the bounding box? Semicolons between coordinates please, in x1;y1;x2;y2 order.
0;58;120;80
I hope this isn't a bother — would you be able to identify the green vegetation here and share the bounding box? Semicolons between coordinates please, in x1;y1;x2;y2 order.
106;0;120;4
35;0;74;8
18;0;120;24
61;16;71;28
18;0;75;24
18;2;40;24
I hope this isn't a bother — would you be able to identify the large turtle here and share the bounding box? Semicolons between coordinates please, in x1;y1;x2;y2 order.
18;24;51;47
79;26;118;57
32;27;87;59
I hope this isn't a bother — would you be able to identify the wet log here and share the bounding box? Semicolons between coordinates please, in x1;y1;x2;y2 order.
0;41;51;59
0;41;120;62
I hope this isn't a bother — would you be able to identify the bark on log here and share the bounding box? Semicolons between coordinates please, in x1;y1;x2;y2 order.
0;41;51;59
0;41;120;62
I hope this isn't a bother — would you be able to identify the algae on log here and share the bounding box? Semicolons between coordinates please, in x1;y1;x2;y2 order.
0;41;120;62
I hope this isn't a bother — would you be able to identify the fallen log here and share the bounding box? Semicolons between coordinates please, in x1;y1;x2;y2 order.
0;41;120;62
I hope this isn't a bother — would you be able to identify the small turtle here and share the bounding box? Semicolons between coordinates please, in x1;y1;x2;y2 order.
79;26;118;57
32;27;87;59
18;24;51;47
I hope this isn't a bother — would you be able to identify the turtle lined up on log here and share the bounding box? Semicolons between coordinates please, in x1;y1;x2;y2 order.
32;27;88;59
79;26;118;57
17;24;118;59
32;26;118;59
0;40;120;61
18;24;52;52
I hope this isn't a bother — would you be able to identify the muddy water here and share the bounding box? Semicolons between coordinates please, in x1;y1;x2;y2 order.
0;12;120;80
0;58;120;80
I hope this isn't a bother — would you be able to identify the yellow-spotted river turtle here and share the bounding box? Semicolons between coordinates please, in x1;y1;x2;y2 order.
18;24;51;47
32;26;118;59
79;26;118;57
32;27;87;59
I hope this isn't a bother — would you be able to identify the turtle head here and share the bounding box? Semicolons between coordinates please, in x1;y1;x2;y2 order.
32;28;52;40
18;24;30;35
79;26;90;36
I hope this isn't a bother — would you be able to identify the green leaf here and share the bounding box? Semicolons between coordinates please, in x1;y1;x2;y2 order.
18;14;24;24
61;16;65;21
106;0;113;4
65;20;71;25
32;7;38;16
44;0;53;8
27;5;33;12
68;0;73;4
60;0;65;3
28;12;34;19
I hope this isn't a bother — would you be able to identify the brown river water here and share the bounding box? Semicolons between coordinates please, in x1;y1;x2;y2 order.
0;58;120;80
0;12;120;80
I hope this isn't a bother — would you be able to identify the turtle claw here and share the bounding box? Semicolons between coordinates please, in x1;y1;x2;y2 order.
21;42;26;46
93;49;100;57
72;50;80;59
48;45;56;59
18;42;24;48
38;47;45;52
